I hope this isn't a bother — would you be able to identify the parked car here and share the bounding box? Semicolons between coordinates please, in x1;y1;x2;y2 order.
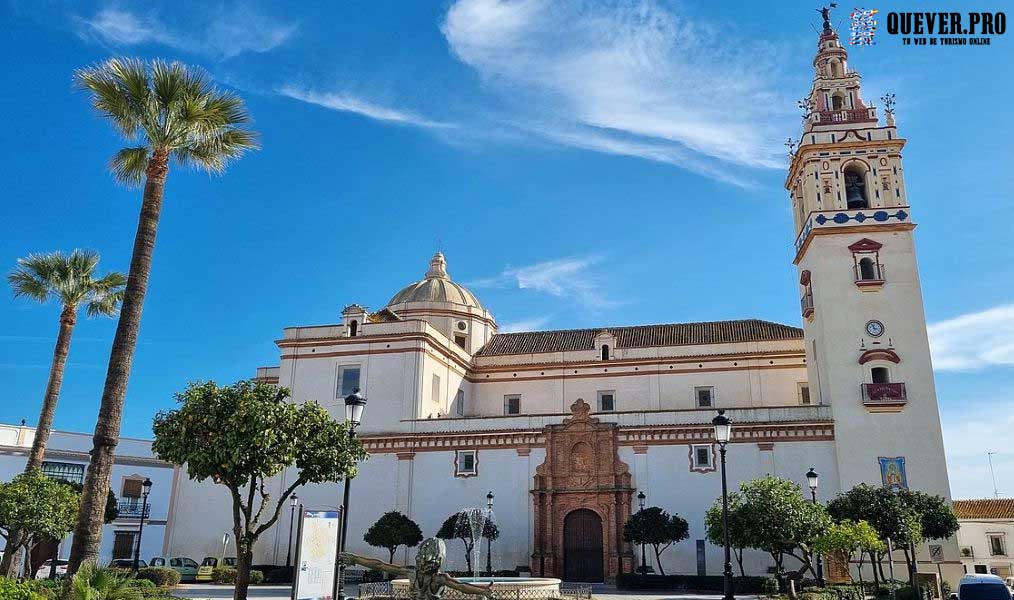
34;559;68;579
953;574;1013;600
222;557;237;567
196;557;219;582
108;558;146;569
150;556;167;567
168;556;200;582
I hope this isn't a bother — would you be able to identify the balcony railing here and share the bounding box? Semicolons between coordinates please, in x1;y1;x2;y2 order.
116;500;150;519
854;263;885;286
800;292;814;318
814;108;877;124
862;383;907;406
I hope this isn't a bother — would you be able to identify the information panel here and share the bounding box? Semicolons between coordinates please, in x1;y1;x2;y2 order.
292;510;341;600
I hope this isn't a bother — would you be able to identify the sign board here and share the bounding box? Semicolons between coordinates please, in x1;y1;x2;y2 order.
928;544;944;563
292;510;341;600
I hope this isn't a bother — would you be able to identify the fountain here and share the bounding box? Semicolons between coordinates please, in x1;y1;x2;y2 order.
356;492;562;599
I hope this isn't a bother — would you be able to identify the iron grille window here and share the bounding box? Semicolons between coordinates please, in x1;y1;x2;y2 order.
504;395;521;415
41;461;85;485
695;387;714;408
112;532;135;560
597;391;615;412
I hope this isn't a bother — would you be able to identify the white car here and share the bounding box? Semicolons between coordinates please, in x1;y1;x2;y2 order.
34;559;68;579
954;574;1013;600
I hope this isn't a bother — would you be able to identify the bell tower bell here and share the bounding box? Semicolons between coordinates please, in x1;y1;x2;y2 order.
785;16;959;581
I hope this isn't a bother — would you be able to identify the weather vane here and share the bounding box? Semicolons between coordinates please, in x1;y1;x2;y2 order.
785;138;798;159
880;92;896;114
798;97;815;121
817;3;838;33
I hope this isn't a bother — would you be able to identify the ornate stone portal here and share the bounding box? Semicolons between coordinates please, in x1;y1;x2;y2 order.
531;399;634;582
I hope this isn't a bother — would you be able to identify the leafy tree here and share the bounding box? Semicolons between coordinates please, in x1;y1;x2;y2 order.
725;476;831;595
70;562;140;600
813;520;886;586
705;492;752;576
827;485;927;582
29;482;119;577
152;381;365;600
436;512;500;574
66;57;257;578
364;512;424;564
2;250;124;577
623;507;689;576
0;470;80;576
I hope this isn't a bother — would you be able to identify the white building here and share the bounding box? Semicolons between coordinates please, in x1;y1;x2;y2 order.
111;21;959;585
0;422;175;572
954;499;1014;579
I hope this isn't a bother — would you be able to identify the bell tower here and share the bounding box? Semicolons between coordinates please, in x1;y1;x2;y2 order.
786;17;956;528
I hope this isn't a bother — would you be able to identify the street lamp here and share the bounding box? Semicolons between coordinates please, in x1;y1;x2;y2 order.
637;491;647;575
486;491;495;576
805;468;825;586
286;494;299;570
713;410;734;600
334;389;366;600
133;478;153;572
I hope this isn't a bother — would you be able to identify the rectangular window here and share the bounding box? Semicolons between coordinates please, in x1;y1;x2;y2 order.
989;534;1007;556
455;450;477;476
504;394;521;415
798;383;811;405
694;446;713;468
112;532;135;560
432;374;441;407
41;461;86;485
597;391;615;412
337;365;361;398
455;389;465;417
121;478;144;499
695;386;714;408
454;334;467;350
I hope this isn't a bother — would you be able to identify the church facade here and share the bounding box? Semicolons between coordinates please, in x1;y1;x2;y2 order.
163;26;962;584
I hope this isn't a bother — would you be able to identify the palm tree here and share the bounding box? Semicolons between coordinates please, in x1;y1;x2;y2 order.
65;58;258;579
0;251;124;576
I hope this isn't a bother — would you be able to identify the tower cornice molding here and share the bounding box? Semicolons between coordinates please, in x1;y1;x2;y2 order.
785;137;907;189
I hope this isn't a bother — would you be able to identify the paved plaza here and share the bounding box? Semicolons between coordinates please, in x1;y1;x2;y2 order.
171;584;756;600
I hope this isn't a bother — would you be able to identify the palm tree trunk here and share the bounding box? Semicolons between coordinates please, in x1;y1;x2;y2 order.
28;304;77;470
65;151;168;586
0;306;77;577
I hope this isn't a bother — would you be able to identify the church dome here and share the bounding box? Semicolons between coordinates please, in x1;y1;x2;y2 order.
386;252;484;309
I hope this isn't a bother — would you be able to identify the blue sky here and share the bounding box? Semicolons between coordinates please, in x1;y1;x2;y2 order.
1;0;1011;499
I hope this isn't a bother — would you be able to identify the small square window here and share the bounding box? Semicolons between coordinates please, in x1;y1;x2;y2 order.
988;534;1007;556
597;391;615;412
798;383;811;405
504;395;521;415
695;386;714;408
454;334;467;350
690;444;715;472
337;365;361;398
455;450;477;477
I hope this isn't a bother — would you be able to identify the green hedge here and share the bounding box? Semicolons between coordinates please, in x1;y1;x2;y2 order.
616;573;776;593
0;578;50;600
135;567;181;588
211;566;264;585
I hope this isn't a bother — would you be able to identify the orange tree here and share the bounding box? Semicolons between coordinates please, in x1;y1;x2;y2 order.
152;381;366;600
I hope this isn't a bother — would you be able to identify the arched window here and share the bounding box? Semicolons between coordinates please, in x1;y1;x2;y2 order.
349;320;358;337
858;257;877;281
601;345;610;361
871;366;890;384
829;59;844;78
843;165;869;209
831;93;845;110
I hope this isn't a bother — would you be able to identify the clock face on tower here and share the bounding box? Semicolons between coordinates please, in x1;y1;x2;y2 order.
866;320;885;337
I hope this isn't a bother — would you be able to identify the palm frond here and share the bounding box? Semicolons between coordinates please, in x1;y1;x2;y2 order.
175;127;259;174
150;59;187;110
109;146;151;186
7;268;51;302
74;61;143;140
85;272;126;317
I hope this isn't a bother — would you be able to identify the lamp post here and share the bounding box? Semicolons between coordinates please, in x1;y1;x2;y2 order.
286;494;299;570
806;467;825;587
637;491;647;575
486;491;494;576
133;478;153;572
713;410;734;600
334;389;367;600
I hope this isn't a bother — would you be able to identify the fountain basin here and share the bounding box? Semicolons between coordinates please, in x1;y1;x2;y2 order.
391;577;562;599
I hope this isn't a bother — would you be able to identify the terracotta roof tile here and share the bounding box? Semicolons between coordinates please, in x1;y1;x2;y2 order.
476;319;803;356
952;499;1014;520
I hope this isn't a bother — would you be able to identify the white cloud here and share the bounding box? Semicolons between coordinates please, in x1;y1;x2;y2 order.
470;256;615;310
277;86;451;129
441;0;793;182
498;316;551;333
79;7;296;59
928;304;1014;370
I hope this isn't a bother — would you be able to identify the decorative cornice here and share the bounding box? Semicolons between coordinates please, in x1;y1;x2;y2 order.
848;238;883;252
0;446;172;469
858;349;901;365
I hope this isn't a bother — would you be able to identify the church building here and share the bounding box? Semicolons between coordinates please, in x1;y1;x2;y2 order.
163;22;961;584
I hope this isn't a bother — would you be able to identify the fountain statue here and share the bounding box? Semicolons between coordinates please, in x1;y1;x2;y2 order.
342;538;494;600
